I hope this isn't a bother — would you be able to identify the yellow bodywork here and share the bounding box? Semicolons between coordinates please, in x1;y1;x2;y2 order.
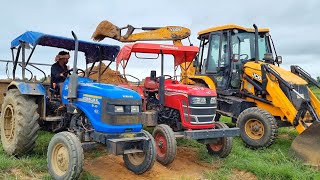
198;24;269;36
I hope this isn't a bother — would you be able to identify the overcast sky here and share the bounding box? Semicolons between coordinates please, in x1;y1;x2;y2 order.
0;0;319;80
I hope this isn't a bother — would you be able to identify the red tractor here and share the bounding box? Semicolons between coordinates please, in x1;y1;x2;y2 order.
116;43;239;165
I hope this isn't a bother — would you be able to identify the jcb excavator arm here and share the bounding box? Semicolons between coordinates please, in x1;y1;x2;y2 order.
92;20;191;44
92;20;195;81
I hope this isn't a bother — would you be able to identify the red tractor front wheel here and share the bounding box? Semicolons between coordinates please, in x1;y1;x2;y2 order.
152;124;177;165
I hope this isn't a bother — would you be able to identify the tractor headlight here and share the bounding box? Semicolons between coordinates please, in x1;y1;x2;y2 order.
210;97;217;104
114;106;124;113
190;97;206;104
131;106;139;113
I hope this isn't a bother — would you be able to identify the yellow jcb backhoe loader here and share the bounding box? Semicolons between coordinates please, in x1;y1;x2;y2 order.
186;24;320;166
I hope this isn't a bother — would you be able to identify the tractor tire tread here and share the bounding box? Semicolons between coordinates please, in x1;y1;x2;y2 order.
237;107;278;149
0;89;40;156
153;124;177;165
47;131;84;180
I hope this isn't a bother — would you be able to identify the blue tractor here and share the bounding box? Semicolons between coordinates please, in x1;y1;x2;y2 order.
0;31;156;179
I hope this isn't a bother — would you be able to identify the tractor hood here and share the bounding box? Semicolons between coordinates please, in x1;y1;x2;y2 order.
62;77;141;103
164;80;216;97
77;83;141;100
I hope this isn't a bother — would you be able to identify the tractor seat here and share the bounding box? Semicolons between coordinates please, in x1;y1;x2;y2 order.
144;77;158;90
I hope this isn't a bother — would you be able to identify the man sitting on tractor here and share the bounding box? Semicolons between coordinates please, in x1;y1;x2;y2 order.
50;51;70;95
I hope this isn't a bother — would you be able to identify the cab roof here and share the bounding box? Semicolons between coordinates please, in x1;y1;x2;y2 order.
198;24;269;36
11;31;120;64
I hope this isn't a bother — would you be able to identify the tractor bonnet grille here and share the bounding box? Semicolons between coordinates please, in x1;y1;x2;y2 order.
182;99;216;124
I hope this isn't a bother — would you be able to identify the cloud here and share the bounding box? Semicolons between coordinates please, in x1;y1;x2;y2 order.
0;0;319;80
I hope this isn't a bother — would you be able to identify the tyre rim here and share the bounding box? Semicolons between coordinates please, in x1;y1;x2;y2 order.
3;105;15;143
209;141;223;152
209;123;223;152
51;143;69;176
127;152;146;166
155;132;167;158
245;119;264;140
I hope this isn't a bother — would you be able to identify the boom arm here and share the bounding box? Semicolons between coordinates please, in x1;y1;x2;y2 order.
291;65;320;88
92;20;195;82
92;20;191;43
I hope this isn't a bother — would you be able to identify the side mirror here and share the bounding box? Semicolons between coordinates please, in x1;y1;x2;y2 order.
276;56;283;64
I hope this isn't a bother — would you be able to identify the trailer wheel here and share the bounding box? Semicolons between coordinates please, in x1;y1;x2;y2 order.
153;124;177;165
237;107;278;148
47;131;84;180
0;89;39;156
123;130;156;174
206;122;232;158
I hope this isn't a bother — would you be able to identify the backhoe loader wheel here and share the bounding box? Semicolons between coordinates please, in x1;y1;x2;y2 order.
153;124;177;165
0;89;40;156
123;130;156;174
47;131;84;180
206;122;232;158
237;107;278;148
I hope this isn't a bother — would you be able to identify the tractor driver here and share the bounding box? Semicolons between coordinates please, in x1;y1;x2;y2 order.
50;51;70;95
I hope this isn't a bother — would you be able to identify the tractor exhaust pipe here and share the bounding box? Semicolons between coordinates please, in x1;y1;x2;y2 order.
68;31;79;101
253;24;259;63
159;51;165;105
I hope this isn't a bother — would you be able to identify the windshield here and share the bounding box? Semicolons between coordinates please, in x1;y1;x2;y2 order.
231;32;270;60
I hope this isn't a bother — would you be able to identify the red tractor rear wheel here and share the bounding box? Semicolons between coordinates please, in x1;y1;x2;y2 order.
152;124;177;165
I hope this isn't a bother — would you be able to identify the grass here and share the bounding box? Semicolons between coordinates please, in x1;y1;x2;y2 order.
0;131;100;180
177;116;320;180
310;86;320;99
1;118;320;179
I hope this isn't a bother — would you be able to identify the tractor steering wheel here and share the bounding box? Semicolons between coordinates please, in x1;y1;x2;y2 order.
122;74;141;85
155;75;173;81
64;68;86;77
163;75;173;79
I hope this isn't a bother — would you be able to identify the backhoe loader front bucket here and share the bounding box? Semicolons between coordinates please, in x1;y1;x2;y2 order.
92;20;121;42
290;121;320;167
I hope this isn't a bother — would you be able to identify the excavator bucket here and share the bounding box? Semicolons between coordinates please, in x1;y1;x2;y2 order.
92;20;121;42
290;121;320;167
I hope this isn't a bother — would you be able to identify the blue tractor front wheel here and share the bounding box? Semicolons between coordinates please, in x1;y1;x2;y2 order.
123;130;156;174
47;131;84;180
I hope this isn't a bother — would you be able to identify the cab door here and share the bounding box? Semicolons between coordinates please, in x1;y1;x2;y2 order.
203;31;231;92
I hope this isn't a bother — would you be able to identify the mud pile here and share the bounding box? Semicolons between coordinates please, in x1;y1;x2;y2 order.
88;63;127;84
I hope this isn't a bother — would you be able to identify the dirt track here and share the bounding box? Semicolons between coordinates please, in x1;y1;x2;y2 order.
84;147;215;180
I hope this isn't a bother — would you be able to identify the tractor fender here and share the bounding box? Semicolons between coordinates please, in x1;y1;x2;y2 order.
6;81;46;118
188;75;217;90
8;81;46;96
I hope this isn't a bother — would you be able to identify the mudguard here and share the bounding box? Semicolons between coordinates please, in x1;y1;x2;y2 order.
8;81;46;95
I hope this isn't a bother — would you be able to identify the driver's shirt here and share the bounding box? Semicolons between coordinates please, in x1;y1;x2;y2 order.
50;62;68;86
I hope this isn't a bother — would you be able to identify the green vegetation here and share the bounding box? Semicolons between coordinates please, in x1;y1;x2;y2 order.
310;86;320;99
178;116;320;180
0;131;100;180
1;122;320;179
